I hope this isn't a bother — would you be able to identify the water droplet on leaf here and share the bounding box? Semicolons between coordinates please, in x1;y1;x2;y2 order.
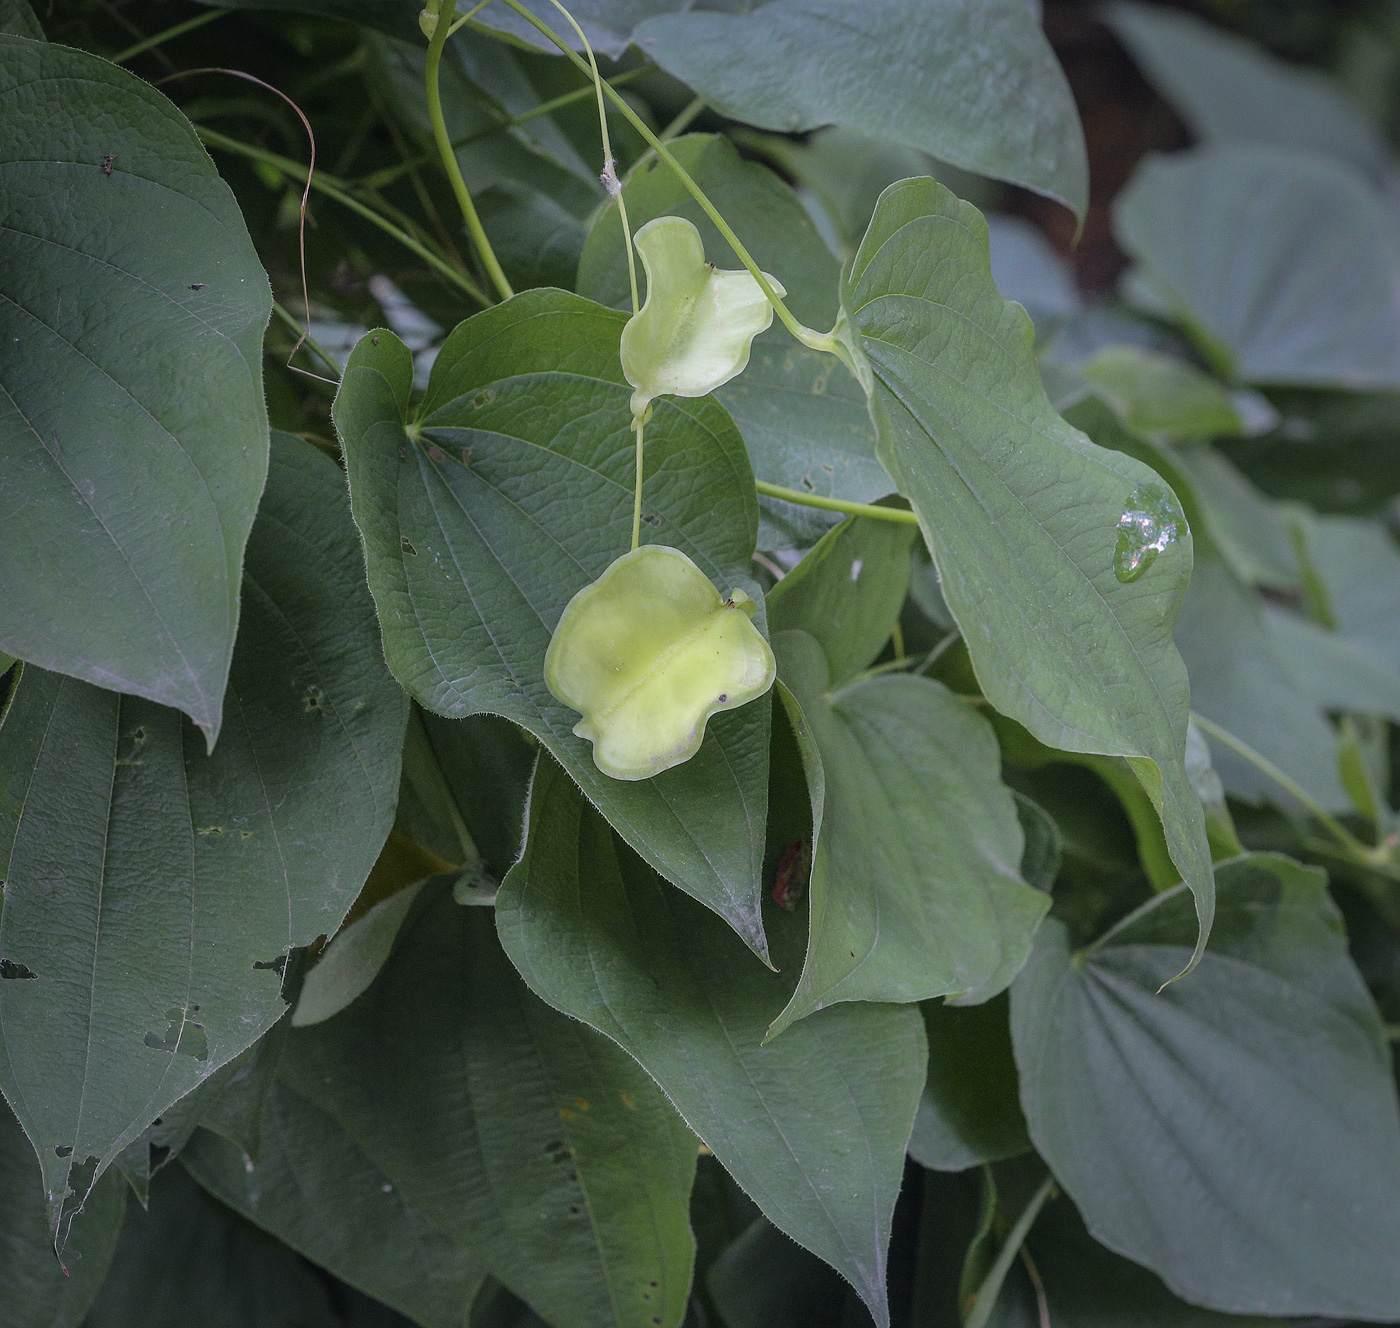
1114;484;1179;583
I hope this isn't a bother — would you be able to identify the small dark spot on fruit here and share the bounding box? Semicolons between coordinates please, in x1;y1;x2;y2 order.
400;537;418;557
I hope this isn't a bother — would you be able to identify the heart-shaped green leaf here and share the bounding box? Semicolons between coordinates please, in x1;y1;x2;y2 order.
332;290;777;959
545;545;775;781
0;35;272;740
621;216;782;416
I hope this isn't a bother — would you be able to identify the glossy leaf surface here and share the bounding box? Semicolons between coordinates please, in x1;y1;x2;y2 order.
1012;853;1400;1317
332;290;774;956
283;885;699;1328
498;757;926;1328
849;177;1213;964
0;436;406;1239
0;37;272;738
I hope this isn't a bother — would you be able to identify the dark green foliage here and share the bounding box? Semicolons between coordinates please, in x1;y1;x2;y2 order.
3;1;1400;1323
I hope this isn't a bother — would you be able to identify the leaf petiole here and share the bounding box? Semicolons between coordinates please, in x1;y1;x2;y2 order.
754;480;918;525
1191;712;1393;872
963;1174;1057;1328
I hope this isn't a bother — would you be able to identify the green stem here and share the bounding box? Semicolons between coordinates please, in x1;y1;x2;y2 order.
111;7;224;63
659;94;706;143
963;1175;1056;1328
1191;712;1385;867
544;0;638;316
494;0;836;355
915;630;962;677
424;0;514;301
270;301;342;380
631;418;645;551
196;126;490;307
351;70;649;191
754;480;918;525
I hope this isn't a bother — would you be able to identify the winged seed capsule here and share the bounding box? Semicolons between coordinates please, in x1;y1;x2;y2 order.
544;546;775;781
619;215;784;419
543;216;782;781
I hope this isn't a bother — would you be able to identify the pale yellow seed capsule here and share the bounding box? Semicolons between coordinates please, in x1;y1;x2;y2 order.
544;545;775;781
620;216;784;419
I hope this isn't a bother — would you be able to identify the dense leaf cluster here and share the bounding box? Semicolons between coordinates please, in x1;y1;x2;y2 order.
3;0;1400;1323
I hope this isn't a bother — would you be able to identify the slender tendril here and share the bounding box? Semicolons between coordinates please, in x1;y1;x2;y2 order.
963;1175;1056;1328
424;0;514;301
196;127;490;306
1191;712;1387;867
538;0;648;544
111;8;224;63
493;0;838;358
754;480;918;524
271;301;342;382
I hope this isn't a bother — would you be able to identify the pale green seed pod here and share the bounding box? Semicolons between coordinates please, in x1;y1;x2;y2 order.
544;545;776;781
620;215;784;419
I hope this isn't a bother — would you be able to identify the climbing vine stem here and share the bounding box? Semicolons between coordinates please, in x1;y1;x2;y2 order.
493;0;848;365
423;0;514;301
